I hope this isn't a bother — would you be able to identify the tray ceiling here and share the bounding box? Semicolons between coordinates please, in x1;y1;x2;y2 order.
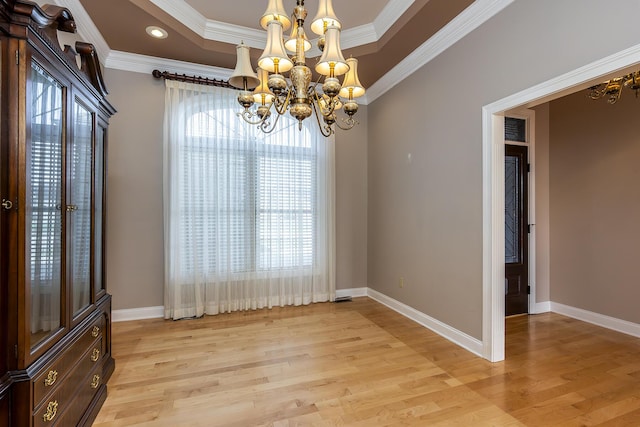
76;0;476;88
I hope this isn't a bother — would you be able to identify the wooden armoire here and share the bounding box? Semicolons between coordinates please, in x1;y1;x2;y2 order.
0;1;115;425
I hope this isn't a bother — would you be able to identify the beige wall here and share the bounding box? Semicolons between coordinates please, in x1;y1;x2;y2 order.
104;71;165;309
549;90;640;324
367;0;640;339
335;117;368;291
103;69;368;310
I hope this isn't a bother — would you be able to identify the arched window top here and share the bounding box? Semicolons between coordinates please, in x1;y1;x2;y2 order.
183;95;314;148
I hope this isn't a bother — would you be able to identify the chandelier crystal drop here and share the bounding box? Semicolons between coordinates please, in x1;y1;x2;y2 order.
229;0;366;137
587;71;640;104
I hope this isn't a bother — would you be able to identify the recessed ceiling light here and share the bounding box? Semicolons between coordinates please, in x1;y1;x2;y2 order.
146;26;168;39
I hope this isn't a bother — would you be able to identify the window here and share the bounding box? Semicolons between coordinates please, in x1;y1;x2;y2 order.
505;117;527;143
163;82;334;318
175;101;318;279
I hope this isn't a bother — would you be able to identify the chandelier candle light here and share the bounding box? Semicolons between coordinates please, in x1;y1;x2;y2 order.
229;0;365;136
587;71;640;104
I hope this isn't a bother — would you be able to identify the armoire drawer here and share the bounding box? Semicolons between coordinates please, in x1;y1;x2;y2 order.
32;341;104;427
32;315;105;409
52;363;105;427
0;384;11;427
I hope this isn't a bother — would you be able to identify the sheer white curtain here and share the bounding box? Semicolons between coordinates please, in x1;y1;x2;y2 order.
163;80;335;320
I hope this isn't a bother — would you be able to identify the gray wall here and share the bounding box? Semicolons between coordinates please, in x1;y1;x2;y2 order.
549;90;640;324
367;0;640;339
104;69;369;310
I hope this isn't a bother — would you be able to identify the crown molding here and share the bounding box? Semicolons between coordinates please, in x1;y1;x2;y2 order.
366;0;515;103
148;0;269;50
105;50;232;81
148;0;415;53
374;0;415;38
342;23;378;50
328;0;417;49
104;49;371;103
51;0;111;63
203;19;266;49
148;0;207;35
202;21;324;58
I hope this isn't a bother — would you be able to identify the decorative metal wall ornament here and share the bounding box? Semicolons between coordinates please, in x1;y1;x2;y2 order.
587;71;640;104
229;0;366;137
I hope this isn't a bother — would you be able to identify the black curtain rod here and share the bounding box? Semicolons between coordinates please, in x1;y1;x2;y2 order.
152;69;238;90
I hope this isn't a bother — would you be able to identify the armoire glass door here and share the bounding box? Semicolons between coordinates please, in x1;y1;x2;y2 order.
94;125;106;298
27;62;64;349
69;100;93;316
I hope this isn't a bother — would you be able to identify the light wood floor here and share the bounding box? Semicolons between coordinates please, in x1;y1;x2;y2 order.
93;298;640;426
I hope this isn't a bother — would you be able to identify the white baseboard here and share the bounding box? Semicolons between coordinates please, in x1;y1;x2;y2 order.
111;290;368;321
531;301;551;314
112;306;164;322
336;287;368;299
367;289;484;358
111;289;483;358
112;289;368;321
550;302;640;339
111;296;640;358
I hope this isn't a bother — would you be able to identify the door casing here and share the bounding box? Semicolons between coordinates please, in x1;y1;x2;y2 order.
481;43;640;362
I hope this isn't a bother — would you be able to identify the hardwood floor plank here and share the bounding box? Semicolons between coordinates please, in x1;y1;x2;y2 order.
594;406;640;427
93;298;640;426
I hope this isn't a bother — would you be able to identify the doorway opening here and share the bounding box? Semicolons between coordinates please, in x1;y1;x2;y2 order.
505;143;529;317
503;110;536;318
482;44;640;362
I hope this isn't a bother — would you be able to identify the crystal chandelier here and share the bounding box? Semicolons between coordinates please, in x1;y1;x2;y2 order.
228;0;365;137
587;71;640;104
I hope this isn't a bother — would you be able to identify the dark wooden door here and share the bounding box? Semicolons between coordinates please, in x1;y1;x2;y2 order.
505;144;529;316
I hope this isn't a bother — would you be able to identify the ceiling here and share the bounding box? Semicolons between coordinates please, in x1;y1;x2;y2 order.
75;0;476;90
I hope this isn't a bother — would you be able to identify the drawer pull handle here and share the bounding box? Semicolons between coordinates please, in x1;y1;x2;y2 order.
43;400;58;422
91;325;100;338
91;348;100;362
44;370;58;386
91;374;101;389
